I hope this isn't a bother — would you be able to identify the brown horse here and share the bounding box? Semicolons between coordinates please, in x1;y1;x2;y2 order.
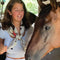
25;0;60;60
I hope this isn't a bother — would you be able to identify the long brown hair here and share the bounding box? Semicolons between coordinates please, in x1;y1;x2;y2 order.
1;0;30;30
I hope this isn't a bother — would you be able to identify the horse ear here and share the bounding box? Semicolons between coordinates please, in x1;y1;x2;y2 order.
37;0;46;9
50;0;57;10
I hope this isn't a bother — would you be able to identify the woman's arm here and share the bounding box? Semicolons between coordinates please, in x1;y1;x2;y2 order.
0;38;7;55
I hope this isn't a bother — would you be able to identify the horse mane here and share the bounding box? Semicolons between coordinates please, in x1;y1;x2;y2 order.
26;4;53;52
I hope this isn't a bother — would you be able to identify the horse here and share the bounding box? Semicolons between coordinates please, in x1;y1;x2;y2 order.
25;0;60;60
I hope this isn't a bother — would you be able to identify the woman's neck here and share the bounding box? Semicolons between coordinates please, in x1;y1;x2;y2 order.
12;21;21;28
12;21;21;34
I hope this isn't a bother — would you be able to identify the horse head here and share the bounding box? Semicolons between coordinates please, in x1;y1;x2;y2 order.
25;0;60;60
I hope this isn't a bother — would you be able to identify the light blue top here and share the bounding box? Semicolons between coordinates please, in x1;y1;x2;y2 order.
0;25;34;58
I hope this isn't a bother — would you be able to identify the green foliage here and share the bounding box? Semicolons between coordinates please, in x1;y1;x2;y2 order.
23;0;38;15
0;0;38;15
26;2;38;15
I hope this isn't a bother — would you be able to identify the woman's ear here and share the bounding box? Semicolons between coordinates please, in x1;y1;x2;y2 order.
7;10;12;15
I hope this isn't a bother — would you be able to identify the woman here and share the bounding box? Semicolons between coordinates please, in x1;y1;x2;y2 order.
0;0;34;60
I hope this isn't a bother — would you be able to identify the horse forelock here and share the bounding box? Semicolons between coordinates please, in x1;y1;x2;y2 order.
36;4;52;28
38;2;60;28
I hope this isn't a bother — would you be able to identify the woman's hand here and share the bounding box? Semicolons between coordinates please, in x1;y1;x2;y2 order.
0;45;7;54
0;38;7;55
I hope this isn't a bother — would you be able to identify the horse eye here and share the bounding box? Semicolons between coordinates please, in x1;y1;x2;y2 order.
45;26;50;30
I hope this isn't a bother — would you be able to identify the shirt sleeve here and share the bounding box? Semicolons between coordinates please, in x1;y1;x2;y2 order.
0;28;13;47
3;30;13;47
0;28;5;39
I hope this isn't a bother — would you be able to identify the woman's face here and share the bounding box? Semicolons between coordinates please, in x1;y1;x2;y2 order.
9;3;24;23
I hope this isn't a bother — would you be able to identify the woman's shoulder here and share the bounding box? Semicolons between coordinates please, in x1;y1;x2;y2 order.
0;23;7;39
26;26;34;33
23;26;34;38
